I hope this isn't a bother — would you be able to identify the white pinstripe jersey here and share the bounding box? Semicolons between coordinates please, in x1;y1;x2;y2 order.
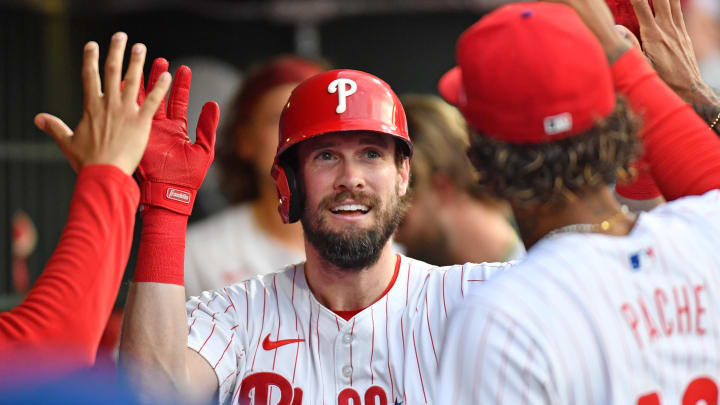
186;254;511;405
437;190;720;405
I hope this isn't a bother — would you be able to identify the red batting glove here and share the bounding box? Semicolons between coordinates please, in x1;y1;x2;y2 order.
136;58;219;216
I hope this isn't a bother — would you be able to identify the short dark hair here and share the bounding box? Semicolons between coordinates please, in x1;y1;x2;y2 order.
466;96;641;208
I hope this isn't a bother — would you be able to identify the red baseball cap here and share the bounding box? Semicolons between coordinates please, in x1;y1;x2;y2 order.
439;2;616;144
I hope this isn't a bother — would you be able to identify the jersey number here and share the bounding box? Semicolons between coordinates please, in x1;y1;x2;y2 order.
637;377;718;405
338;386;388;405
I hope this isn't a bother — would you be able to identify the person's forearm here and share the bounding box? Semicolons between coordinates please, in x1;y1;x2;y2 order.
613;48;720;200
119;208;192;400
0;165;138;364
120;283;189;397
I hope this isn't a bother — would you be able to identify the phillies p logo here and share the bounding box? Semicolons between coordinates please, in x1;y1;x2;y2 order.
328;78;357;114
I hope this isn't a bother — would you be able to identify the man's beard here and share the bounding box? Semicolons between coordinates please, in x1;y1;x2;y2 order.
301;187;408;271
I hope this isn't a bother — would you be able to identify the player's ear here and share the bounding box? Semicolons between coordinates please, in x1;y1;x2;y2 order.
398;157;410;197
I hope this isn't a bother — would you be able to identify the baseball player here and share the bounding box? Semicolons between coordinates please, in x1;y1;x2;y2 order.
1;33;169;374
118;58;513;403
435;0;720;403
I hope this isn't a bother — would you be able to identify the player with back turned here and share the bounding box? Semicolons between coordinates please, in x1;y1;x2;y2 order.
435;0;720;403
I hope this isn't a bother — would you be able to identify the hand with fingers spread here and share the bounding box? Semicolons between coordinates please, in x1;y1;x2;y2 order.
628;0;720;130
136;58;219;216
34;32;171;175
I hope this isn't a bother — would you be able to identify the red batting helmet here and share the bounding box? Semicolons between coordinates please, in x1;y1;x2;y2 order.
271;69;412;223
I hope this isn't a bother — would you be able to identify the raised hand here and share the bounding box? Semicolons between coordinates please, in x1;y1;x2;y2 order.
34;32;171;175
136;58;220;216
629;0;720;131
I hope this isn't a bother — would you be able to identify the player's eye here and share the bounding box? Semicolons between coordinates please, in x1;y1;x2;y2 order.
364;149;381;159
316;151;334;161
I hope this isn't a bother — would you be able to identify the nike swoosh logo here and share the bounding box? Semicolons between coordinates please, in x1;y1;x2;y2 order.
262;333;305;350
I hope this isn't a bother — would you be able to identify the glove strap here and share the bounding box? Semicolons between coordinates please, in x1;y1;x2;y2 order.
140;182;197;216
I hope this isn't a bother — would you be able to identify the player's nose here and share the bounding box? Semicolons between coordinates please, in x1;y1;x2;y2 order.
333;159;365;191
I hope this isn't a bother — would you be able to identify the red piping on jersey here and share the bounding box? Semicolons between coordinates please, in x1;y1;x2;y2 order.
198;323;215;353
331;254;402;321
385;296;396;400
316;307;327;405
425;293;439;367
370;306;376;384
272;274;281;370
400;261;408;355
442;271;448;319
244;281;249;332
190;302;201;318
405;260;411;305
412;332;428;403
214;334;234;369
350;318;356;386
223;287;236;313
292;265;300;384
250;287;266;370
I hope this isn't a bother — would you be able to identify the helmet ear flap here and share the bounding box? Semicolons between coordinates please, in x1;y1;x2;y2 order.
271;159;304;224
282;160;304;223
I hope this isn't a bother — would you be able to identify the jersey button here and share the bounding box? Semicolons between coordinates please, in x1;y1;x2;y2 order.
342;365;353;378
342;333;353;344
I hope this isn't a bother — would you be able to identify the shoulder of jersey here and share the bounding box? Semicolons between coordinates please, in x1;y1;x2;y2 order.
216;263;299;294
650;188;720;218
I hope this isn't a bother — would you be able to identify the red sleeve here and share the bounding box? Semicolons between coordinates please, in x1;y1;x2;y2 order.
0;165;139;367
612;48;720;200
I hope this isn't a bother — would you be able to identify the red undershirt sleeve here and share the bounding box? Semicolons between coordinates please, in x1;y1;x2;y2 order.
0;165;139;367
612;48;720;201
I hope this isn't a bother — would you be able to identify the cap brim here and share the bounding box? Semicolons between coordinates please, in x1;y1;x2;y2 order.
438;66;462;107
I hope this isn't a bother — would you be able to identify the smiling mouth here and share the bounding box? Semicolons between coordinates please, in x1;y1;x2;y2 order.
330;204;371;215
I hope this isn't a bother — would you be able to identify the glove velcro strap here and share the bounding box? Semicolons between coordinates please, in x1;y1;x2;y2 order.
140;182;196;216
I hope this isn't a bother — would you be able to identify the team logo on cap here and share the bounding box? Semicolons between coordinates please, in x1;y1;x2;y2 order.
328;78;357;114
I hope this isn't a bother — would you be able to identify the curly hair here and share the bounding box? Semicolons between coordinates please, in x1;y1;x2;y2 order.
466;96;641;208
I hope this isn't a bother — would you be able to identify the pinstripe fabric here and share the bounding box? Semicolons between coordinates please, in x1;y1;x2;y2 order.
186;255;511;404
438;190;720;404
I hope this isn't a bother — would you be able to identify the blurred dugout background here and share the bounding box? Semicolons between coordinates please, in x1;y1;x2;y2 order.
0;0;511;310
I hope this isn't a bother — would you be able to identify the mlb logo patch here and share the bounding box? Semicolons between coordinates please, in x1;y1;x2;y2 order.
629;247;655;271
543;112;572;135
